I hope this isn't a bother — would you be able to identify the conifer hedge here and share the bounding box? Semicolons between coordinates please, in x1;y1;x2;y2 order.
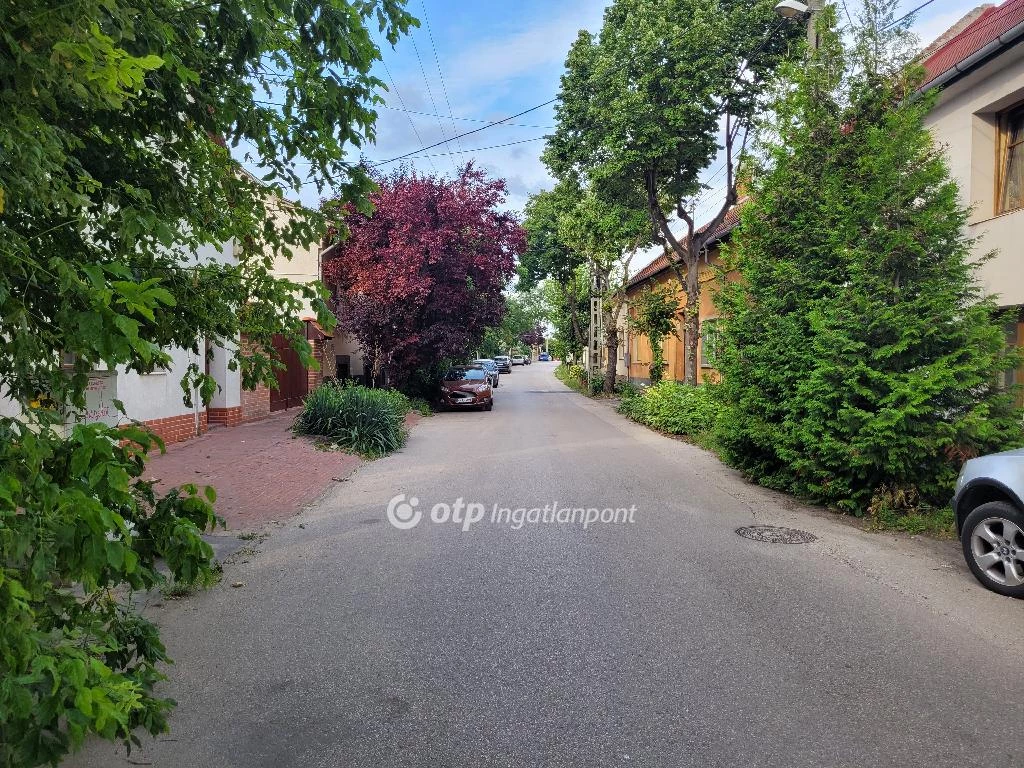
714;8;1023;515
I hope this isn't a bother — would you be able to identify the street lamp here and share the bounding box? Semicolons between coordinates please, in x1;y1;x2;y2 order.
774;0;809;18
774;0;824;50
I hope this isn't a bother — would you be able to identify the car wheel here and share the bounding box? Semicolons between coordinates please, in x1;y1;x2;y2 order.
961;501;1024;598
485;400;493;411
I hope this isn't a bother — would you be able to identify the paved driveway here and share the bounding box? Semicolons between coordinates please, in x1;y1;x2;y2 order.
142;410;362;530
72;362;1024;768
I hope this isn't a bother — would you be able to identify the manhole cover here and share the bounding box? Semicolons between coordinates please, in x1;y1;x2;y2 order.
736;525;817;544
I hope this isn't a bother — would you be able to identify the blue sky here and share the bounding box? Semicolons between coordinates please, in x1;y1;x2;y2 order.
286;0;984;216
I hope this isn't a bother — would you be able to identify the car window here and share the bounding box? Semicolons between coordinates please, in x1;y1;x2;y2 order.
445;368;486;381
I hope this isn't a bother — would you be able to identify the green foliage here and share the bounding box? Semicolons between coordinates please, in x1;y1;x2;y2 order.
866;485;955;537
615;379;643;399
479;289;548;358
519;189;584;289
542;267;588;363
0;421;223;766
628;283;681;383
714;5;1024;516
617;381;722;437
1;0;415;763
406;398;433;417
555;363;587;393
293;382;408;458
543;0;796;384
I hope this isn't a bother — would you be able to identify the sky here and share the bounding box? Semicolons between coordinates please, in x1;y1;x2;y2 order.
283;0;986;224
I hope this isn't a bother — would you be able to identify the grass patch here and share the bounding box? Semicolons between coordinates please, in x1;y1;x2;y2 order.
160;562;223;600
866;486;956;538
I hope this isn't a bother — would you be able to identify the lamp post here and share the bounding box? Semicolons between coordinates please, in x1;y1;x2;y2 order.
774;0;825;50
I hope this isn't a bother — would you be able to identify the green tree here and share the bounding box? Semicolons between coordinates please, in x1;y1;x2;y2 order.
521;188;586;363
544;0;795;385
520;181;647;392
520;187;584;289
715;4;1022;516
542;268;588;363
561;188;649;394
0;1;414;764
479;289;548;358
628;283;681;383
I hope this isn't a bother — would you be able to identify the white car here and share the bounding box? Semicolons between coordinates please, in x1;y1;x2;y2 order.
511;354;526;366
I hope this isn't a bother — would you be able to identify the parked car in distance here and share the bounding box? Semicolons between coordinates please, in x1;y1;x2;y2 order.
524;355;531;365
440;366;493;411
493;355;512;373
472;359;500;387
511;354;526;366
952;448;1024;598
538;353;551;361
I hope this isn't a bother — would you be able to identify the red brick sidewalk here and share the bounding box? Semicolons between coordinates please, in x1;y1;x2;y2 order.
144;411;365;530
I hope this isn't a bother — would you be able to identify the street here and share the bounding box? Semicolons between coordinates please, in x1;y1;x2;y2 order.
72;362;1024;768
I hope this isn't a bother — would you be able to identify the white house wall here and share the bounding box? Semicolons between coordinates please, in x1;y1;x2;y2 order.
925;43;1024;308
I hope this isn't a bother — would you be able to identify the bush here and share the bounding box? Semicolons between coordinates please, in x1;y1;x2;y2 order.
712;11;1024;515
618;381;722;437
555;363;586;391
615;380;643;399
293;382;407;457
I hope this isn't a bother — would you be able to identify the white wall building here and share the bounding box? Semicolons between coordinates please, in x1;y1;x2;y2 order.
921;1;1024;400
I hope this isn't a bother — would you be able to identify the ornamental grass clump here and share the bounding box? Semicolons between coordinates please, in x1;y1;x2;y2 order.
293;382;408;458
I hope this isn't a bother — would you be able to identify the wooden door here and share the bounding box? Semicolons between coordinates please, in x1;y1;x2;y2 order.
270;334;307;412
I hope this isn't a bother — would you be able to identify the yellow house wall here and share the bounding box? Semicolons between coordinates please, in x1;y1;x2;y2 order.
626;246;735;385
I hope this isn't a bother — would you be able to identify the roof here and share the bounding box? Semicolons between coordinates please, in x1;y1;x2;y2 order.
627;204;743;289
920;0;1024;89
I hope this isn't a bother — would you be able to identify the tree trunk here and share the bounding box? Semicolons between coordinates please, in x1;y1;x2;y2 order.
363;349;377;387
683;256;700;386
645;173;704;386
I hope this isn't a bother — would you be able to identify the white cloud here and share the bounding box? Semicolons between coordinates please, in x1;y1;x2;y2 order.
443;0;608;98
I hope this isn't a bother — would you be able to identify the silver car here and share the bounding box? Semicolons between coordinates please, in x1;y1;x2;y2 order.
952;448;1024;598
472;359;500;388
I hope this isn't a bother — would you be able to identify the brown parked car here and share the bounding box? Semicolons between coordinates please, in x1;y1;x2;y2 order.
440;366;493;411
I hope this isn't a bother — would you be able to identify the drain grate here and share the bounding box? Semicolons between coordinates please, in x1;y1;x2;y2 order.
736;525;817;544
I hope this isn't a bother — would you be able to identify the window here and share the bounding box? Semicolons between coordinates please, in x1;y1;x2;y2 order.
700;318;721;369
998;105;1024;214
335;354;351;380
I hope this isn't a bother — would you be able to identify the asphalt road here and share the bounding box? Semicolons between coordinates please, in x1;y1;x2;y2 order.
72;362;1024;768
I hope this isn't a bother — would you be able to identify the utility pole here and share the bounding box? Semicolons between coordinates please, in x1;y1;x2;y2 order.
587;261;605;389
806;0;825;51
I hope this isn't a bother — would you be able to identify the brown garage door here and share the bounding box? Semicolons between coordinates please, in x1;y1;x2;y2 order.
270;334;308;412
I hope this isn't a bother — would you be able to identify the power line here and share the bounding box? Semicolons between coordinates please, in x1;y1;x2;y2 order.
378;104;554;129
253;98;553;129
377;49;439;174
420;0;465;156
409;33;459;174
882;0;938;31
391;136;546;162
372;98;557;166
